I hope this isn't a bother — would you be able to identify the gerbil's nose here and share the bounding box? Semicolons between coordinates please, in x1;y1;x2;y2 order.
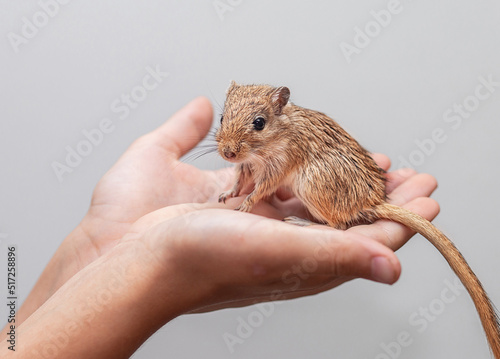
224;150;236;159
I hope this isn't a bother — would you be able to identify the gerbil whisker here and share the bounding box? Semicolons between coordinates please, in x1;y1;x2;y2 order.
194;143;218;149
182;147;218;163
208;128;219;137
214;102;223;114
202;80;224;114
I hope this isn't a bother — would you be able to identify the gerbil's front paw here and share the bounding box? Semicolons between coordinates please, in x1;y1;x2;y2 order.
218;190;236;203
235;201;253;213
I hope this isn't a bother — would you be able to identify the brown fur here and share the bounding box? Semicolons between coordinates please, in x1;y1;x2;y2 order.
215;82;500;358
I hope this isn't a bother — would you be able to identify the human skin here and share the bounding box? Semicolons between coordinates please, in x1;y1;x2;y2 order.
0;97;439;358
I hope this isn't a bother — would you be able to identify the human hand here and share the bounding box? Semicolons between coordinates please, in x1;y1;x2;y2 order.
7;171;437;359
117;164;439;314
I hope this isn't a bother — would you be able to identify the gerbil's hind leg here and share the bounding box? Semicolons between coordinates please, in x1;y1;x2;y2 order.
283;216;318;227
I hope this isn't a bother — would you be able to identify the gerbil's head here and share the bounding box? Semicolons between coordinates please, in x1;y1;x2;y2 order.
215;81;290;163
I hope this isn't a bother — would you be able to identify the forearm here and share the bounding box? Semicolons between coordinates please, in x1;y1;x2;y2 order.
1;240;183;359
11;225;98;327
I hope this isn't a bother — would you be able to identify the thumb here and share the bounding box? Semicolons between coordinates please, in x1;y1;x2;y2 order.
151;96;214;158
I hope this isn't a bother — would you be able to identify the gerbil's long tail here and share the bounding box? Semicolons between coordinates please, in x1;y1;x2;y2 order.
374;203;500;359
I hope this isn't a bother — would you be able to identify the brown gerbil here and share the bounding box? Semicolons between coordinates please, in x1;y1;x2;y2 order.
215;82;500;358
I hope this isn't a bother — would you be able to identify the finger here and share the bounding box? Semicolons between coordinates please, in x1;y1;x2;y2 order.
148;96;214;158
159;211;401;286
387;173;438;206
350;197;440;251
385;168;417;194
317;232;401;284
371;153;391;171
236;218;401;285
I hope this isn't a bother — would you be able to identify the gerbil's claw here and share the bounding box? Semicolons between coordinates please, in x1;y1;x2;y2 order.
235;201;252;212
284;216;317;227
218;190;234;203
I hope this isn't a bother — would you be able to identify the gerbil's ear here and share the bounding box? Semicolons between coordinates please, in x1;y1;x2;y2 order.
226;80;238;95
271;86;290;115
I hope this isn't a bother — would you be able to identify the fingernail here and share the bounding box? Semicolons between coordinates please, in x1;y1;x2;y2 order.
371;257;395;284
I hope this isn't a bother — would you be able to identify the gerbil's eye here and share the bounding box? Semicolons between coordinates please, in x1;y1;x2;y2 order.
220;115;224;124
253;117;265;131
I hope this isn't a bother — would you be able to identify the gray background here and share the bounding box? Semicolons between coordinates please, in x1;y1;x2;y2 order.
1;0;499;358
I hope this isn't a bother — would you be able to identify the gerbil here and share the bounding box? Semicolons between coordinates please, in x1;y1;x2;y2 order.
215;82;500;358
